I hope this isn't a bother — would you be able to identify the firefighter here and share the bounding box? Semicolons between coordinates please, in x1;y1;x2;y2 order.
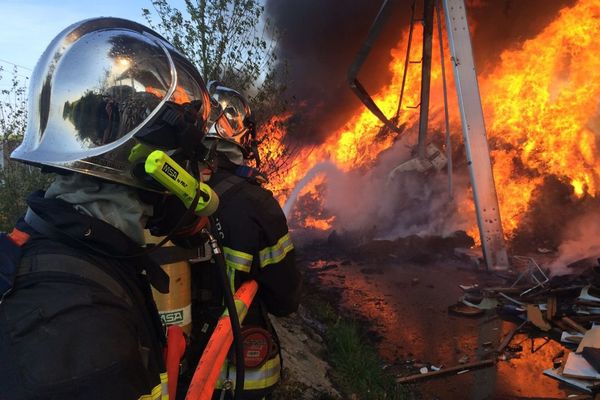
0;18;213;400
182;82;302;400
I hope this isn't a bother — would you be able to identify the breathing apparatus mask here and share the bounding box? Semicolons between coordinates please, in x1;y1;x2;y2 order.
205;81;261;168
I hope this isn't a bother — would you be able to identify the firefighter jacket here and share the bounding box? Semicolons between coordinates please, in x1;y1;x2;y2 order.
187;161;301;399
0;191;168;400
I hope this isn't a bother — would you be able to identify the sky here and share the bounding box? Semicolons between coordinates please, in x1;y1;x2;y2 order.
0;0;184;89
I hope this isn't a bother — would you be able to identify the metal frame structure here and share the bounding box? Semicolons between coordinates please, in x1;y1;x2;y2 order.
348;0;510;270
442;0;509;269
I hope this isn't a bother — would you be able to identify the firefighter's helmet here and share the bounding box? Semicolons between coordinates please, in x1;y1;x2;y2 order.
205;81;257;162
11;17;211;190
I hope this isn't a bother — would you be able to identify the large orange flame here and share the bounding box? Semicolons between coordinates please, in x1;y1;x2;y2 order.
261;0;600;236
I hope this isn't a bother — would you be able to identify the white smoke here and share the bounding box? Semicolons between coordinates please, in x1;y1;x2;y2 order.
282;161;339;218
324;135;475;239
547;210;600;275
286;131;476;240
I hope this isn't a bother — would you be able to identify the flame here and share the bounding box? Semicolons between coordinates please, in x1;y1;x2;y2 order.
260;23;428;230
262;0;600;237
480;0;600;234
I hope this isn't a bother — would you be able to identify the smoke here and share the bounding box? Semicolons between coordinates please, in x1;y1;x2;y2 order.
547;210;600;276
317;129;475;239
267;0;580;244
283;161;339;218
466;0;576;73
264;0;408;144
265;0;575;144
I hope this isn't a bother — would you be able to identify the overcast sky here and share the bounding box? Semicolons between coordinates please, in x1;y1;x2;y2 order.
0;0;184;88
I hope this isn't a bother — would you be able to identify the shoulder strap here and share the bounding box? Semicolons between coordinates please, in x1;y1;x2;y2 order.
0;233;23;303
212;175;246;200
24;208;170;294
17;253;133;307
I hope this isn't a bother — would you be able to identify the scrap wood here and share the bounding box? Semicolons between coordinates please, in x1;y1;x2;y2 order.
547;296;557;321
482;286;527;296
563;317;589;334
580;286;600;304
498;292;526;306
396;359;494;384
563;352;600;380
532;285;586;299
448;302;484;318
576;300;600;308
561;331;585;345
572;315;600;323
527;304;552;332
553;319;570;332
496;321;527;354
577;327;600;353
543;368;595;393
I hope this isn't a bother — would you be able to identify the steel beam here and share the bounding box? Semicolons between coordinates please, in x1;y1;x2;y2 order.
442;0;509;270
417;0;435;159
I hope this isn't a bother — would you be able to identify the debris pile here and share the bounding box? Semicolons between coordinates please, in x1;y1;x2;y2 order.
447;256;600;395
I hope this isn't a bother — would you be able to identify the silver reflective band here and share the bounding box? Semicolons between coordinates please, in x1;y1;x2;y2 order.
258;233;294;268
223;247;253;272
216;355;281;390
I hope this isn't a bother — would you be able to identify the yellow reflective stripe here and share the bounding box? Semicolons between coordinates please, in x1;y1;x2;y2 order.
138;372;169;400
216;354;281;390
259;233;294;268
222;298;249;321
223;247;253;273
160;373;168;400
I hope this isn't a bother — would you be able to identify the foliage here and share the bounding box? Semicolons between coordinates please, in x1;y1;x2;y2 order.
303;287;410;400
143;0;299;181
142;0;284;111
0;67;52;230
0;66;27;139
326;319;410;400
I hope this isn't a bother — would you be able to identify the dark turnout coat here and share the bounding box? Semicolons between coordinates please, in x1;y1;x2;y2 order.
0;192;168;400
186;162;301;399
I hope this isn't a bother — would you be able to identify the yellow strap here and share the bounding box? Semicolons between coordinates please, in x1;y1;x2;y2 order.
138;372;169;400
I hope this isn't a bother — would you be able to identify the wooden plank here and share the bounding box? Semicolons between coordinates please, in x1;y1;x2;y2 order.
396;359;495;384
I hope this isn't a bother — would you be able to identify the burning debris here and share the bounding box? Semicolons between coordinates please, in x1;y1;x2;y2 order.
437;256;600;395
257;0;600;266
328;230;475;265
264;0;600;396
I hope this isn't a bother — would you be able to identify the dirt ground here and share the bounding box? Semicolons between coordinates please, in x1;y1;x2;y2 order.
282;241;583;400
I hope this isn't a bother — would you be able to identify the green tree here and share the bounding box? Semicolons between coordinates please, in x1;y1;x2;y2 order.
0;67;52;231
143;0;298;181
143;0;284;113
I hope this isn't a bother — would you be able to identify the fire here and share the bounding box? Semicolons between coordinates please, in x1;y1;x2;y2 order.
260;22;428;231
480;0;600;233
261;0;600;237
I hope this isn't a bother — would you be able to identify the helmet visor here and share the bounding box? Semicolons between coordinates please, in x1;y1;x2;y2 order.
209;85;250;140
22;28;209;163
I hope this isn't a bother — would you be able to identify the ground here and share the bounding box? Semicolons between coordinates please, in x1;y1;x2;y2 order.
273;240;583;399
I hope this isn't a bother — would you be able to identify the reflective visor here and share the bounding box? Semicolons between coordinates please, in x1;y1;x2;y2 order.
11;18;211;190
208;84;251;140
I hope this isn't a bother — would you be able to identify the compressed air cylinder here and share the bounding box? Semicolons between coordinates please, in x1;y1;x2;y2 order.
146;232;192;335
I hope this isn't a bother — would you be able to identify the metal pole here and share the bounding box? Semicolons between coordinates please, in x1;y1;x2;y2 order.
417;0;435;159
435;0;453;199
394;1;417;120
442;0;509;270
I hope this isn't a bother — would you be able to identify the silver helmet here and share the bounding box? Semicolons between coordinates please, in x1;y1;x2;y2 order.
11;17;211;190
206;81;257;161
